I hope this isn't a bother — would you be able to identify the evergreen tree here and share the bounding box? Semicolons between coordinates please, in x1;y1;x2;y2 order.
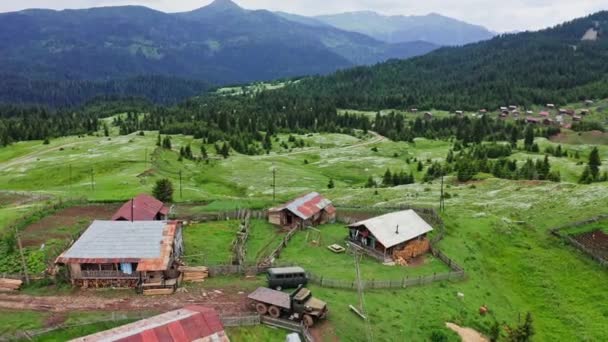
417;161;424;172
152;179;174;203
201;145;208;160
156;133;161;147
104;124;110;137
365;176;376;188
588;147;601;180
383;169;393;187
327;178;335;189
220;142;230;159
524;125;535;151
162;136;172;149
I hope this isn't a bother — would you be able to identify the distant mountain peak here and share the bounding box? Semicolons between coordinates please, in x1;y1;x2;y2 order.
208;0;241;9
187;0;243;16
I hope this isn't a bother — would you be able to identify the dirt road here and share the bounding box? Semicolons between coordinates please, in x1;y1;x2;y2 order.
253;131;386;160
0;288;249;316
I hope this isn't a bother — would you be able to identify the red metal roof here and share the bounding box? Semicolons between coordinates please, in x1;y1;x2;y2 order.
72;306;227;342
112;194;169;221
269;192;334;220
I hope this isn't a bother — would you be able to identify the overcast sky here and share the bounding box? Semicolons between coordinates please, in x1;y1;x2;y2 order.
0;0;606;32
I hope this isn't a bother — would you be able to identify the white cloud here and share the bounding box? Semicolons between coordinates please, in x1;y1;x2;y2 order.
0;0;605;32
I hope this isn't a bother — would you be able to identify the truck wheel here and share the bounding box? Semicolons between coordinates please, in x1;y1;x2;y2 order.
303;314;314;327
256;303;268;315
268;305;281;318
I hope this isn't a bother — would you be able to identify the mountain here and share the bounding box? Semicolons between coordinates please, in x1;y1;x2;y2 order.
278;12;608;111
315;11;495;46
0;0;438;106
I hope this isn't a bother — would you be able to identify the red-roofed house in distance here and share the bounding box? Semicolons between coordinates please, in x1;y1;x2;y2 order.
112;194;170;221
268;192;336;229
72;306;229;342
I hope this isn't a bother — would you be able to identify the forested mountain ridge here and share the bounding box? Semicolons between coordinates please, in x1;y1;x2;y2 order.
285;11;608;111
0;0;438;106
314;11;495;46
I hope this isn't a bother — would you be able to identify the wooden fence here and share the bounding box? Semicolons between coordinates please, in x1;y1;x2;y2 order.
306;269;464;290
231;210;252;266
221;315;314;342
258;227;299;267
550;214;608;267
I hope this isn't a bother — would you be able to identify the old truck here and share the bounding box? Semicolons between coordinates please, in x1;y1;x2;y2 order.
248;286;328;326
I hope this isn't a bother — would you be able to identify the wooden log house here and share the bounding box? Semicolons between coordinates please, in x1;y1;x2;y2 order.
347;210;433;263
55;220;183;289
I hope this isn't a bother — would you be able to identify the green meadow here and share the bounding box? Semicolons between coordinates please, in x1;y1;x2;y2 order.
0;118;607;341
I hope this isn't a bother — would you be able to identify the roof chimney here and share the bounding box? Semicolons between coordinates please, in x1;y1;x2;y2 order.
395;225;399;234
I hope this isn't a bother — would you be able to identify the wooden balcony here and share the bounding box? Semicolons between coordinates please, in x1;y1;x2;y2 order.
346;239;391;263
80;270;139;279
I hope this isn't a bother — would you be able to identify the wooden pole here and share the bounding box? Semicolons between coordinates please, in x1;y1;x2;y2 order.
90;168;95;191
272;167;276;202
179;170;183;199
16;229;30;285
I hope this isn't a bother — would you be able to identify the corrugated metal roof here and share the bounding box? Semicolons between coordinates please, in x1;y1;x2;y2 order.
270;192;334;220
56;221;179;271
112;194;169;221
267;266;306;275
348;210;433;249
70;306;227;342
248;287;291;309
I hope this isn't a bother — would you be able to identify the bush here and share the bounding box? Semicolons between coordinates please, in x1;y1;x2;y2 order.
430;330;448;342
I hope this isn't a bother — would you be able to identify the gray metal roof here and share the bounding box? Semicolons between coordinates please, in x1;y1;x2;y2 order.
61;220;166;259
348;210;433;249
267;267;306;275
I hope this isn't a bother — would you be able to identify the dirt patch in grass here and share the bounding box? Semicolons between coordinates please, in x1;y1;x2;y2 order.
0;192;51;207
20;204;120;247
310;320;339;342
446;322;488;342
572;230;608;260
44;313;67;328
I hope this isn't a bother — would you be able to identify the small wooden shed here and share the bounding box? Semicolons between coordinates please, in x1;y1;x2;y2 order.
268;192;335;229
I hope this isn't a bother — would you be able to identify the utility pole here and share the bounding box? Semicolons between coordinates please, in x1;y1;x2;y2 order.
272;166;276;202
179;170;183;199
440;174;445;212
15;228;29;285
68;164;72;195
90;168;95;191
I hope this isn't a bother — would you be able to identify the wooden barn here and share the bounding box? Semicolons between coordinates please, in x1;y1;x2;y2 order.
73;306;229;342
347;210;433;263
268;192;336;229
112;194;169;221
56;220;183;290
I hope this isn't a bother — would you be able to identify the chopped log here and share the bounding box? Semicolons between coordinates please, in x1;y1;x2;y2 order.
0;278;23;291
178;266;209;282
143;288;175;296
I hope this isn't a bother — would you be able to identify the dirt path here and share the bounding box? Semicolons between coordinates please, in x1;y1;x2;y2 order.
0;288;250;316
0;140;86;171
446;322;489;342
253;131;386;160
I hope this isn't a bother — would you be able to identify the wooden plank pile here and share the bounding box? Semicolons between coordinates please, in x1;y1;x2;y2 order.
179;266;209;282
143;288;175;296
0;278;23;292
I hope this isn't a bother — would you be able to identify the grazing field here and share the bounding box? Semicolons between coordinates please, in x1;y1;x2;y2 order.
278;223;451;281
183;220;242;265
1;124;608;341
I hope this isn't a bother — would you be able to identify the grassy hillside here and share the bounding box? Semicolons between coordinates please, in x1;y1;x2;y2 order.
0;122;607;340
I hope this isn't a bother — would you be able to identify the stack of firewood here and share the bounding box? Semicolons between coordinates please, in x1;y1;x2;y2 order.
0;278;23;292
179;266;209;282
